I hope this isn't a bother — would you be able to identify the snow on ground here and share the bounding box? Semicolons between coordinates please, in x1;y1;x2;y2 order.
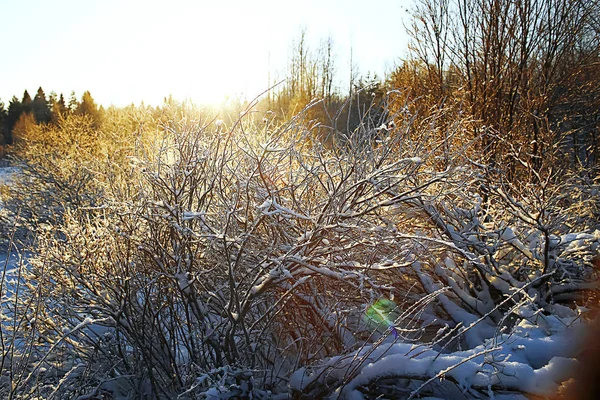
0;164;22;291
0;165;19;213
1;252;24;334
1;252;28;294
0;166;19;186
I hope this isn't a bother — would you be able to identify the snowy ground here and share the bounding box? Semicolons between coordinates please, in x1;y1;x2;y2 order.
0;165;19;186
0;164;20;274
0;252;21;287
0;165;19;213
0;162;30;354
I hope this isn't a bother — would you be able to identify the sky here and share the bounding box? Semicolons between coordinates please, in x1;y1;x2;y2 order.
0;0;412;107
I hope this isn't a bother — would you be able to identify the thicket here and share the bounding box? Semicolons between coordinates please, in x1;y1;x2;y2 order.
392;0;600;177
0;91;598;399
0;0;599;398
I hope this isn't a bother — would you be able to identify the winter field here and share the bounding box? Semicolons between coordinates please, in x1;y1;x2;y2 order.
0;99;599;400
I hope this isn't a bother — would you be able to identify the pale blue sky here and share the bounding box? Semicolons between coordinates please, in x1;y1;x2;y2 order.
0;0;412;107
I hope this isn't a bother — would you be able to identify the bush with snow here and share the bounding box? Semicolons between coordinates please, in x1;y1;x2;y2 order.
1;100;599;399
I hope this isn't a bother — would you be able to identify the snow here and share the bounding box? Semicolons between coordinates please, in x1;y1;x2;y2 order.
0;166;19;186
500;226;534;259
0;165;19;212
2;119;598;399
182;211;207;221
0;252;28;299
257;197;311;219
291;316;585;399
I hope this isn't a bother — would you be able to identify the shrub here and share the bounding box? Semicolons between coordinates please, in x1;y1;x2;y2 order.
2;100;598;398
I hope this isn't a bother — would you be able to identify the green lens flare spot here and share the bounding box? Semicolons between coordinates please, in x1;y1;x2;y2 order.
364;298;397;330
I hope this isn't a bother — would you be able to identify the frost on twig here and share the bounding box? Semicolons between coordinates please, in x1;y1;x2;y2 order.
2;99;599;399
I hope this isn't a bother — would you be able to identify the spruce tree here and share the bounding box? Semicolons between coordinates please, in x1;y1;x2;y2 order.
58;93;67;114
21;90;32;115
0;100;6;146
77;91;97;115
32;87;52;124
77;91;102;128
50;92;68;122
4;96;23;145
67;91;78;113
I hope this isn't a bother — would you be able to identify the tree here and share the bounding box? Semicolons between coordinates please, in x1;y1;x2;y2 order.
0;100;6;147
32;87;52;124
272;30;340;116
3;96;23;145
406;0;451;98
76;91;96;116
76;90;102;128
398;0;600;175
318;36;336;107
11;111;38;142
264;29;349;145
49;92;68;123
67;91;78;113
19;90;33;119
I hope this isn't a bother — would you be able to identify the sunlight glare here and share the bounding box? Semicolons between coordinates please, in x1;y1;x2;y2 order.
88;0;272;106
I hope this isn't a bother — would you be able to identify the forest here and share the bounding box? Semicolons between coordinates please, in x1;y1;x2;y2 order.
0;0;599;398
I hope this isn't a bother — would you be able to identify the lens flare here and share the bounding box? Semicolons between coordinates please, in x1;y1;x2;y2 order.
365;298;399;337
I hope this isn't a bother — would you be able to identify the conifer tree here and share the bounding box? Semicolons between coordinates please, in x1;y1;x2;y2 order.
21;90;32;115
77;91;97;116
67;91;78;113
50;92;68;122
4;96;23;145
76;90;102;128
0;100;6;146
58;93;67;113
32;87;52;124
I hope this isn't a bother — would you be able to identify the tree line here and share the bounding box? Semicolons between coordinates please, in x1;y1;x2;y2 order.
0;88;102;147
